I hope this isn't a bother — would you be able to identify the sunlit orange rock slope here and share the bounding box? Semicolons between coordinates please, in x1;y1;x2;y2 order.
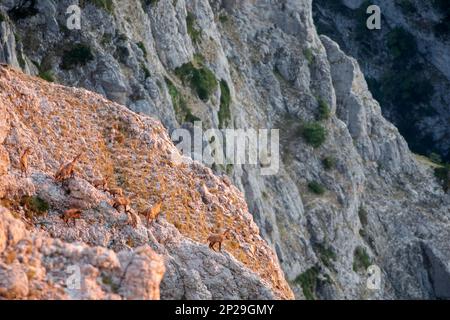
0;65;293;299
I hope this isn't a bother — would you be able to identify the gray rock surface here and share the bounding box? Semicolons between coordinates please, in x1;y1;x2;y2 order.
313;0;450;160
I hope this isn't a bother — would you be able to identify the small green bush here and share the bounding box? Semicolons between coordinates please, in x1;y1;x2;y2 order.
322;156;336;170
219;14;228;23
186;12;201;44
218;80;231;128
18;55;26;69
89;0;114;13
308;181;326;195
317;97;331;120
141;64;150;79
14;32;21;44
136;42;147;58
434;165;450;192
165;77;200;124
294;266;319;300
61;44;94;70
21;196;49;215
39;70;55;82
301;122;327;148
429;152;442;164
165;77;183;118
191;68;217;101
303;48;314;65
175;62;217;101
0;12;6;22
353;246;371;272
316;244;336;269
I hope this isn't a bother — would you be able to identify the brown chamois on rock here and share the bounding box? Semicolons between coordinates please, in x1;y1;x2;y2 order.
108;187;124;198
140;198;164;227
19;147;33;177
113;194;136;213
207;228;231;252
62;208;82;226
54;153;83;182
92;176;109;191
200;182;213;204
127;210;139;228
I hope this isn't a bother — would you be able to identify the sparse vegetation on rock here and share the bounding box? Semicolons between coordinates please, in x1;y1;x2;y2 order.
165;77;200;124
175;62;217;102
303;48;315;65
38;70;55;82
186;12;201;44
218;80;231;128
316;244;336;269
61;44;94;70
301;122;327;148
20;196;49;216
317;97;330;120
308;181;326;195
322;156;336;170
86;0;114;14
434;165;450;192
294;266;319;300
353;246;371;272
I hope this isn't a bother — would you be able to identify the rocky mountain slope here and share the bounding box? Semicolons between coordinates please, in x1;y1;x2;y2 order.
313;0;450;160
0;0;449;299
0;65;292;299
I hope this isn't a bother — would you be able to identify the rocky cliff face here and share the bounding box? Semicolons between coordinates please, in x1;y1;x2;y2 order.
0;0;449;300
313;0;450;160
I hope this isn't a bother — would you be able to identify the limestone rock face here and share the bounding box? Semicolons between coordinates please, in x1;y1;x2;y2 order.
0;18;20;69
313;0;450;161
0;0;449;300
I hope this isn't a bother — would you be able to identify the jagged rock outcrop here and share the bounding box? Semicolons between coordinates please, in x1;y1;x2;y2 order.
0;65;293;299
313;0;450;160
0;206;166;300
0;0;449;300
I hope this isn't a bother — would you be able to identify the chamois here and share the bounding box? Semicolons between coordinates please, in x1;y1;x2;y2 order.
113;195;133;213
19;147;33;177
140;200;163;227
207;228;231;252
108;187;124;198
54;153;83;182
62;208;82;226
93;176;109;191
